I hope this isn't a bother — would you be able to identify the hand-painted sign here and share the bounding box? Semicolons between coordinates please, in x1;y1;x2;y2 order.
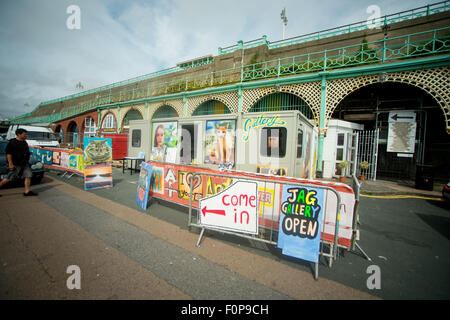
84;163;113;191
83;137;113;164
277;185;324;263
146;160;355;249
199;181;258;235
136;162;153;211
30;147;84;175
242;113;286;142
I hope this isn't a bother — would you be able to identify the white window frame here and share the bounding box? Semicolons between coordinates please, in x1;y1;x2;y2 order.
102;113;117;130
84;117;97;137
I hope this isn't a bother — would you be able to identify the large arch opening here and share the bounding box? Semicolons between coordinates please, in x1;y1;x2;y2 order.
67;121;79;148
122;109;143;129
249;92;314;120
152;105;178;119
332;82;449;182
192;100;231;116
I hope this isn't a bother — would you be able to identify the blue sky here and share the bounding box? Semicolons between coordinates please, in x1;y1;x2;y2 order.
0;0;433;119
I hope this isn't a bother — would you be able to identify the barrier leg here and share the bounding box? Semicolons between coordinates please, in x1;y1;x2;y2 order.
355;242;372;261
196;227;205;247
314;262;319;280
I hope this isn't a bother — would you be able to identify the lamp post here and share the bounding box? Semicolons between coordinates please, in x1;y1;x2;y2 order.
281;8;288;40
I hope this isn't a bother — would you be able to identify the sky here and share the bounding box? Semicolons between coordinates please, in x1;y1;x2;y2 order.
0;0;433;119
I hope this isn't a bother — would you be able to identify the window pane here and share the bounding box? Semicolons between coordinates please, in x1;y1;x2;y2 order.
336;148;343;161
132;129;141;147
297;130;303;158
337;133;345;146
260;127;287;158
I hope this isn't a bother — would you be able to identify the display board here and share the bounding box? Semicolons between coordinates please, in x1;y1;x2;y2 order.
136;162;153;211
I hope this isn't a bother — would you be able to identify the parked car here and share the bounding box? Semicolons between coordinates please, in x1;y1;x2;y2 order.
0;140;45;185
443;182;450;200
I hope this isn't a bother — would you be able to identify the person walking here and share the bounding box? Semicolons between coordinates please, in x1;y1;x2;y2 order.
0;128;38;196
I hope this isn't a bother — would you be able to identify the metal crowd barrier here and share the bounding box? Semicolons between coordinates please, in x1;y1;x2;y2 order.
187;171;342;279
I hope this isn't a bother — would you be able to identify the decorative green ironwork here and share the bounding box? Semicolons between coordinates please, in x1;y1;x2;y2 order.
249;93;314;119
242;27;450;81
11;25;450;125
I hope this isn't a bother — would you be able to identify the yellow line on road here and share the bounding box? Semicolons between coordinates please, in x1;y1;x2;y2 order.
360;194;444;201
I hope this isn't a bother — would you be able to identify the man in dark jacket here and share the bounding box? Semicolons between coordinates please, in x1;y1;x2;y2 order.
0;128;38;196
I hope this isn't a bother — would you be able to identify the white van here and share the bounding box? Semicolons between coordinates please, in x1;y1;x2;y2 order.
7;125;60;148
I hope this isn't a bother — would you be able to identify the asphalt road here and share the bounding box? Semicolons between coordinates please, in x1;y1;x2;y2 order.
1;168;449;300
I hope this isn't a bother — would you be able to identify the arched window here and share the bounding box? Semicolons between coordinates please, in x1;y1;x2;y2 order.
192;100;231;116
123;109;143;127
84;116;97;137
102;113;117;131
249;92;314;120
152;105;178;119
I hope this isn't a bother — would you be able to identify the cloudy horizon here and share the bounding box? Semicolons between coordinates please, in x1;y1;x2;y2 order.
0;0;433;119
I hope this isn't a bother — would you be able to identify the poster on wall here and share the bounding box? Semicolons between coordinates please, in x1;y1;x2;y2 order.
136;162;153;211
83;137;113;164
84;164;113;191
151;122;178;163
204;119;235;165
277;185;324;263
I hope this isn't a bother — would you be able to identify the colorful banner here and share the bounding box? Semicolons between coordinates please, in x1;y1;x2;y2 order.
84;164;113;191
136;162;153;211
277;185;324;263
83;137;113;164
30;147;84;175
147;160;356;248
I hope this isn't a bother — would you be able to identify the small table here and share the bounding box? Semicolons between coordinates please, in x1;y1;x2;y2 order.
122;157;145;175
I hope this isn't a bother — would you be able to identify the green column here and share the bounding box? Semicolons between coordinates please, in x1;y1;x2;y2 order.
145;101;149;120
238;86;243;113
183;95;188;117
316;75;327;177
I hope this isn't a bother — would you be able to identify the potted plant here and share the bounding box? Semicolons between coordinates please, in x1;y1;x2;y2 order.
359;161;370;181
338;160;348;182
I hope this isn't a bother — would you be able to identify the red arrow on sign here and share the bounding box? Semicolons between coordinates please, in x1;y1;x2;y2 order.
201;206;226;217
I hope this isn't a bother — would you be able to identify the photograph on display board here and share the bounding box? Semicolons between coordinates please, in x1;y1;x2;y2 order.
83;137;113;164
151;122;178;163
84;164;113;191
204;120;235;165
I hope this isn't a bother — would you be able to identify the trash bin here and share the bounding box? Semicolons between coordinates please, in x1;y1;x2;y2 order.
415;164;434;191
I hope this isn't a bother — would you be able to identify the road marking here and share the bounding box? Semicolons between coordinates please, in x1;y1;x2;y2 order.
360;194;444;201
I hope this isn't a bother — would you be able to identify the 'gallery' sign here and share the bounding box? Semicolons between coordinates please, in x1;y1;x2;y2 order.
242;114;286;142
277;185;324;263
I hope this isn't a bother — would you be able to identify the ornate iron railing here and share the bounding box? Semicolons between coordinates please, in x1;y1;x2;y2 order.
11;26;450;125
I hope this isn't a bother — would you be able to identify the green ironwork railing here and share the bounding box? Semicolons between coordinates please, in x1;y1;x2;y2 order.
242;27;450;81
12;26;450;125
219;1;450;54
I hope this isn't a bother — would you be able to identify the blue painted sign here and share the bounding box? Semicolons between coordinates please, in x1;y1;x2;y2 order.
277;185;324;263
136;162;153;211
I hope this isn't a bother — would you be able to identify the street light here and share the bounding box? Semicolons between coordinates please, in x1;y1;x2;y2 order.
280;8;288;40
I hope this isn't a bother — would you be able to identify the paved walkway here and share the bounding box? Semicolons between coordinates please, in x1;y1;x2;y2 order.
0;175;378;300
319;177;445;199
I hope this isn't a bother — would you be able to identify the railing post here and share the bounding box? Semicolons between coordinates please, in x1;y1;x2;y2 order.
323;50;327;71
382;38;386;62
277;58;281;77
432;30;436;52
